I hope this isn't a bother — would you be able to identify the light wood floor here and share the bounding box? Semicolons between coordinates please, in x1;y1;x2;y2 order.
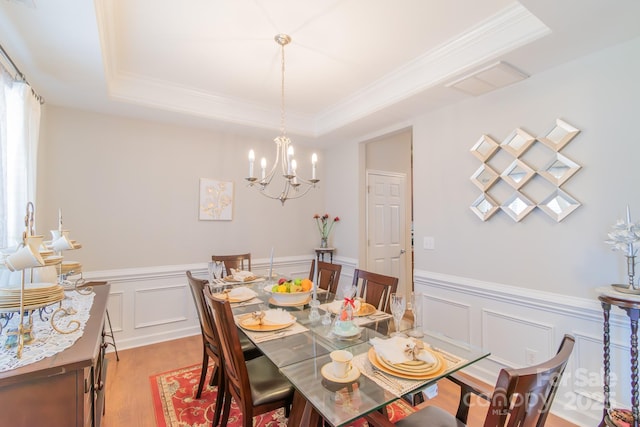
102;335;578;427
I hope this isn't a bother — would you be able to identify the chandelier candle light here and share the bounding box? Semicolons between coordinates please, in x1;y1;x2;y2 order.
246;34;319;205
606;205;640;293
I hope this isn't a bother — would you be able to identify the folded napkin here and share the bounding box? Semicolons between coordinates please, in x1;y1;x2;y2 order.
370;336;436;365
228;269;257;282
228;287;256;299
243;308;294;326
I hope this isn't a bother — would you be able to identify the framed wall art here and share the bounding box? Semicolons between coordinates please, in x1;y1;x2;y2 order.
199;178;233;220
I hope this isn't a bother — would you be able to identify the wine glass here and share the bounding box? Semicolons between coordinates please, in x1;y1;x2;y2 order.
390;293;406;336
207;261;216;286
212;261;224;281
408;291;424;338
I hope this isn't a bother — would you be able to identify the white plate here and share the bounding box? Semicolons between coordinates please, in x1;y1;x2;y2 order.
321;362;361;383
332;324;362;338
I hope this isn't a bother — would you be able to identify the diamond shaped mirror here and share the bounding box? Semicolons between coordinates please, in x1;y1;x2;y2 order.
500;159;535;190
470;164;499;191
500;128;535;157
539;119;580;151
470;135;499;162
538;153;581;186
470;193;499;221
501;192;535;222
538;189;581;222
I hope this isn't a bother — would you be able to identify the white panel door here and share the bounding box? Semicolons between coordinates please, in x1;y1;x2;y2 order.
366;171;408;294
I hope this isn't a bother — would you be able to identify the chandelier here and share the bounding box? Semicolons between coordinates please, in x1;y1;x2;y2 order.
245;34;319;205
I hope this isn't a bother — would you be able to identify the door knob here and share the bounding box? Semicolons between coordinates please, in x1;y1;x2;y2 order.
400;249;406;254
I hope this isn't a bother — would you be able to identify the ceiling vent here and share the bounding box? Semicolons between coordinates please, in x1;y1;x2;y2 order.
446;61;528;96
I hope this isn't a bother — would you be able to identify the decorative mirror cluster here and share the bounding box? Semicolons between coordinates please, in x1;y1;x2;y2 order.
469;118;581;222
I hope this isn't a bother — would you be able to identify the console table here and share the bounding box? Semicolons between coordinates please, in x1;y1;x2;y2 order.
0;285;110;427
597;287;639;427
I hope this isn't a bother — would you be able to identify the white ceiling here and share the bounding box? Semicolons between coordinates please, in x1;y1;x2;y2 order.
1;0;640;146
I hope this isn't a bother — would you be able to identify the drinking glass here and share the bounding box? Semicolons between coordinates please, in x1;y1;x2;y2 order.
408;291;424;337
207;261;216;286
212;261;224;280
390;293;406;335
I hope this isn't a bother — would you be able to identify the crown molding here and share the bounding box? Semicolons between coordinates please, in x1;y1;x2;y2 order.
96;2;550;138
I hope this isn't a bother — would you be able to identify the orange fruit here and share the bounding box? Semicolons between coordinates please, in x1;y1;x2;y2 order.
301;279;313;291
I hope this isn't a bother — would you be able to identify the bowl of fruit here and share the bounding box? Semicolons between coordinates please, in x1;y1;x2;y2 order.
265;277;314;306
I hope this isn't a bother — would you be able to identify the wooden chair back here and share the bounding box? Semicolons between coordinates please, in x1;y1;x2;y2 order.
186;270;220;355
309;260;342;295
205;292;253;413
482;334;575;427
352;268;398;313
212;253;252;276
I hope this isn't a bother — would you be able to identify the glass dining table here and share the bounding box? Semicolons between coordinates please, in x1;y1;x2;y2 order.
216;278;490;427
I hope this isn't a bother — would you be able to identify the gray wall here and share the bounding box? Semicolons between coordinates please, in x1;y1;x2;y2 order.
36;108;325;271
327;36;640;299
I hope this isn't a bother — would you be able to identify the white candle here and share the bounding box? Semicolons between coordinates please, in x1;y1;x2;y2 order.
58;208;62;231
269;247;274;280
248;150;255;178
311;153;317;179
291;160;298;184
261;158;267;180
627;206;634;256
287;146;294;175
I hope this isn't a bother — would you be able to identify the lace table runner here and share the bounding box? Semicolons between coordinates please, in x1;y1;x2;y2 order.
0;290;95;372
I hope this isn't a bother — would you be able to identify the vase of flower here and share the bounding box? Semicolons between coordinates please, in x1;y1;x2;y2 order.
314;213;339;248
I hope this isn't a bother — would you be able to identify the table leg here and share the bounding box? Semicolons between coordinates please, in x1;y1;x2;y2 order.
624;307;639;427
601;301;611;427
289;390;323;427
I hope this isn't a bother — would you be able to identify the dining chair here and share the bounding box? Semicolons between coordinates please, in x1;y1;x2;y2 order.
185;271;260;426
308;260;342;295
212;253;252;276
352;268;398;313
364;334;576;427
205;292;294;427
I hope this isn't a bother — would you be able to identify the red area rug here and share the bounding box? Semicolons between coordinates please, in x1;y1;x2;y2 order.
150;363;415;426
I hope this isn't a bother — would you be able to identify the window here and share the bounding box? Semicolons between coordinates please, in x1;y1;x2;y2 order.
0;64;41;248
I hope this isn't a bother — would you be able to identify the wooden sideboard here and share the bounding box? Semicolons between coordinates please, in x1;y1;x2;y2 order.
0;285;109;427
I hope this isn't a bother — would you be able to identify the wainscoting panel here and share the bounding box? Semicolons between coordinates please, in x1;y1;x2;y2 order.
424;295;471;343
134;285;189;328
481;308;554;367
106;290;124;332
414;269;631;427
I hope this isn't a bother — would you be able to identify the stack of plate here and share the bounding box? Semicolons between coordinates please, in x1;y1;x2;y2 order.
0;282;65;312
43;255;64;266
60;261;82;275
368;346;446;379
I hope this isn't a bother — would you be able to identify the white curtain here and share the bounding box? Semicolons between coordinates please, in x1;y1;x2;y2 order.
0;65;41;248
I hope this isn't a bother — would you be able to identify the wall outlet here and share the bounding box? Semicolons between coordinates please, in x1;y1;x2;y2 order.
525;348;538;365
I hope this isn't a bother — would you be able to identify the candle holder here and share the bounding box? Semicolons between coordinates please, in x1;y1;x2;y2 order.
627;255;637;289
606;206;640;294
